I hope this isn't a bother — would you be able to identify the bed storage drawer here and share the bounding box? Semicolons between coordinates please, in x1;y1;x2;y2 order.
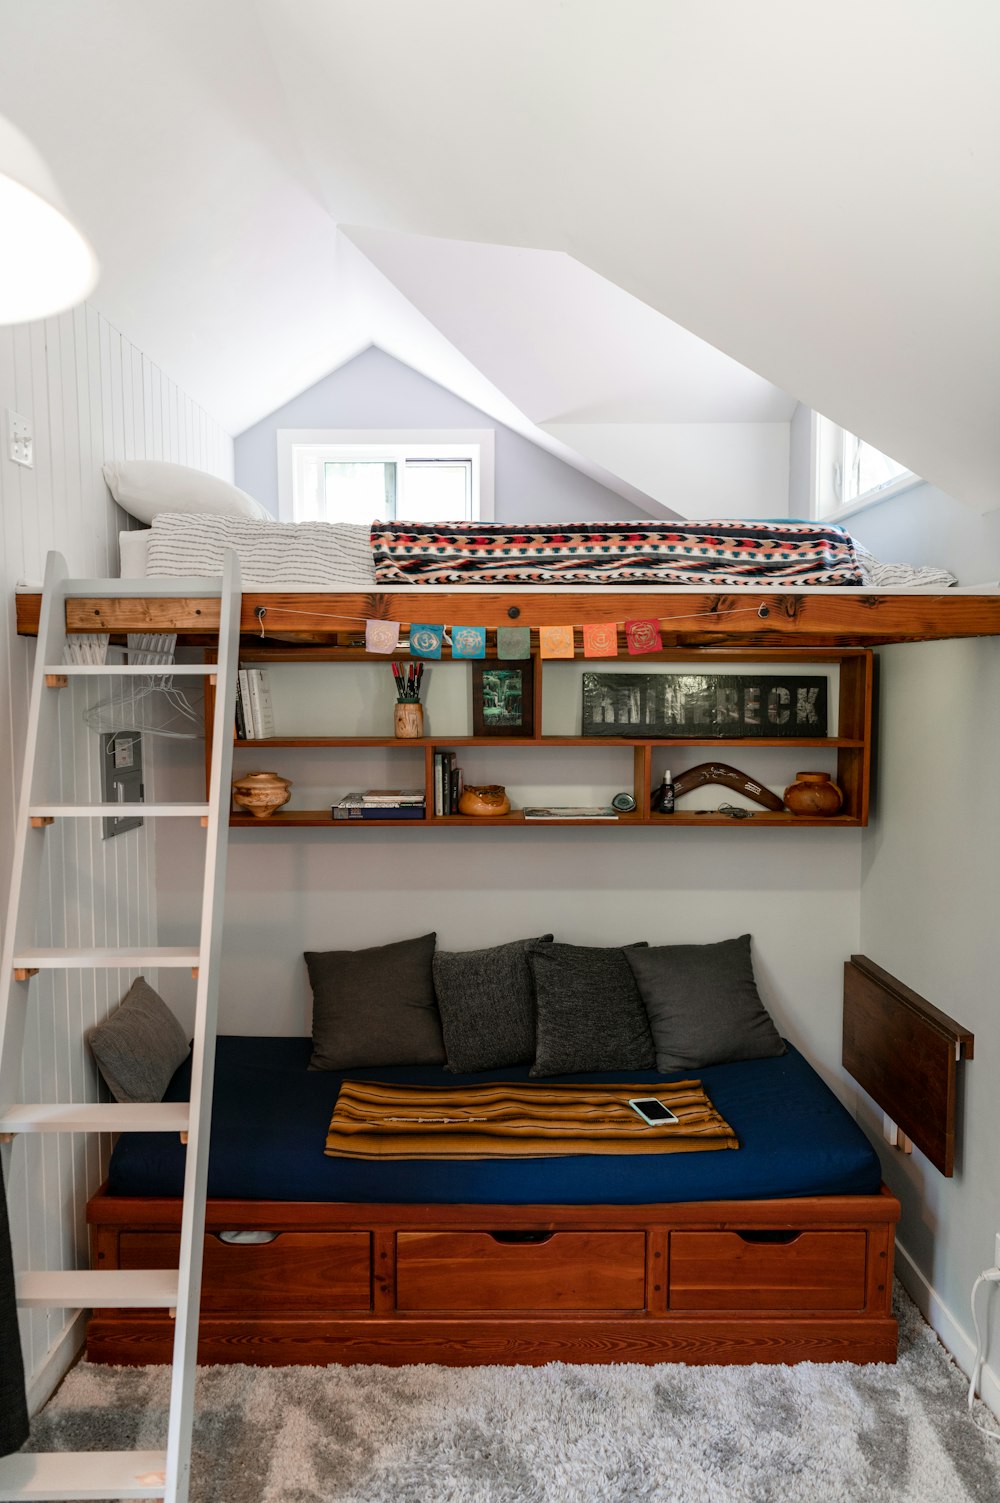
668;1229;868;1312
395;1230;646;1312
117;1231;372;1312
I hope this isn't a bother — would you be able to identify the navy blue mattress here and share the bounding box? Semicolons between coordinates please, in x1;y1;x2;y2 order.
106;1037;881;1205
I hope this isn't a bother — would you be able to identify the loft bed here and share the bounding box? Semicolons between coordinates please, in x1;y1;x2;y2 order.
15;514;1000;649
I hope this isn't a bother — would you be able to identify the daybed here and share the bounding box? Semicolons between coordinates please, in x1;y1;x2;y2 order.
87;1036;899;1368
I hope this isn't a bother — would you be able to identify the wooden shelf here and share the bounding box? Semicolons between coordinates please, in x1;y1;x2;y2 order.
212;646;875;831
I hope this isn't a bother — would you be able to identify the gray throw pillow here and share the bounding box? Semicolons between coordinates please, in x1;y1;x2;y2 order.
434;935;554;1072
625;934;786;1070
529;942;654;1077
87;976;190;1103
305;933;444;1070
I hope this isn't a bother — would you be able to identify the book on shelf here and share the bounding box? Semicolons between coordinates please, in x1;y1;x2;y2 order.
333;793;426;820
237;669;255;739
360;789;425;805
522;806;619;821
247;669;275;739
234;675;248;740
434;752;444;816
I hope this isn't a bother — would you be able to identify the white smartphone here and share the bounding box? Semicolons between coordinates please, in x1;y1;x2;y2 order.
628;1096;679;1126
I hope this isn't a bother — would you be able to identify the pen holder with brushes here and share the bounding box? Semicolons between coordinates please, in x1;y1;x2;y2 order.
392;660;425;738
394;701;424;738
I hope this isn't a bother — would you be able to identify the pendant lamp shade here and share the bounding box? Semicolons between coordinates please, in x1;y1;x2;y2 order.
0;114;98;325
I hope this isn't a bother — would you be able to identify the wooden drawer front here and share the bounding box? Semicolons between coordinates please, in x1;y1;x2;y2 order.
118;1231;371;1312
669;1230;867;1312
396;1230;646;1312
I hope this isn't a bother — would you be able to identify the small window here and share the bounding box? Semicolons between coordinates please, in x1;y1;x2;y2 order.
277;430;494;525
812;414;919;520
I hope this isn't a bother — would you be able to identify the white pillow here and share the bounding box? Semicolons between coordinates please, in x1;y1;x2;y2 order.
103;460;270;524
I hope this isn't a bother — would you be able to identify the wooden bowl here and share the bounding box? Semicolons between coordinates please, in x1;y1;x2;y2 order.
232;771;292;818
458;784;511;817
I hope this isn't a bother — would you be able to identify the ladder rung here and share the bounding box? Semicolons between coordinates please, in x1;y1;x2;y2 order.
43;664;217;676
17;1269;178;1308
0;1449;167;1499
12;947;201;970
0;1103;189;1134
29;804;211;819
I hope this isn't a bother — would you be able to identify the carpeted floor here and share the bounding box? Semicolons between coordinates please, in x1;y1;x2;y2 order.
24;1286;1000;1502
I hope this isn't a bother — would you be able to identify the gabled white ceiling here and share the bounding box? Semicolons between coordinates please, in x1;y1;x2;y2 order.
2;1;997;509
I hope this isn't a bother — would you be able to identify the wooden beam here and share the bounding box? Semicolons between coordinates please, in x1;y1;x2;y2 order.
15;589;1000;647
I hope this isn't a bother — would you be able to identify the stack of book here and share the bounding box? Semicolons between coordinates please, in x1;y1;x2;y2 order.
433;751;464;816
236;668;275;740
333;790;426;821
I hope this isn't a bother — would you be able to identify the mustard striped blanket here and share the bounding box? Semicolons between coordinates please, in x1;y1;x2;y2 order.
324;1080;739;1160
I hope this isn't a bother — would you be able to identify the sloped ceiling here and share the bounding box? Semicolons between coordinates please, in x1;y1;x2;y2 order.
2;1;996;508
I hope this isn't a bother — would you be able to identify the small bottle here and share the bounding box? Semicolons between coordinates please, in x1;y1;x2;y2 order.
659;768;675;814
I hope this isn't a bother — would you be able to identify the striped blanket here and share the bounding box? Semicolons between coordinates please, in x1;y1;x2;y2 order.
371;519;866;587
324;1080;739;1160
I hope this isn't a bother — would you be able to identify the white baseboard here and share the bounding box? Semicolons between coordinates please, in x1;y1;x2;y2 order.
26;1310;87;1416
896;1236;1000;1417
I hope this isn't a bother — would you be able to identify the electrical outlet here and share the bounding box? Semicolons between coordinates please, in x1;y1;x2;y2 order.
6;409;33;468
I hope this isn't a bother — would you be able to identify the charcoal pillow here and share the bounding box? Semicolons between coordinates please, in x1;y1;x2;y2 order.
434;935;553;1072
87;976;190;1103
305;933;444;1070
529;942;655;1076
625;934;786;1070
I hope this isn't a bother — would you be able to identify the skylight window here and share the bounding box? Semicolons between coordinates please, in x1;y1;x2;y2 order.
812;414;919;520
277;430;494;524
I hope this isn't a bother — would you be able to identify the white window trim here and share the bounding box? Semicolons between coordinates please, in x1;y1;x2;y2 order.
276;428;495;524
809;411;920;524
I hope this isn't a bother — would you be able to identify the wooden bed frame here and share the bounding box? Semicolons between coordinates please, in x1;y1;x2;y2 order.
15;585;1000;648
87;1186;899;1367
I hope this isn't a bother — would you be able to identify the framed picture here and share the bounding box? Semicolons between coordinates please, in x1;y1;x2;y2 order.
472;661;535;737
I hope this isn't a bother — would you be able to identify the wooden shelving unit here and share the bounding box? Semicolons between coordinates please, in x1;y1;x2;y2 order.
211;645;874;830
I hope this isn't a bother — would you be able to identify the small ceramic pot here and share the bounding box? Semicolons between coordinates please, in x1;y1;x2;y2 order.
783;771;843;817
394;702;424;739
458;784;511;817
232;770;292;819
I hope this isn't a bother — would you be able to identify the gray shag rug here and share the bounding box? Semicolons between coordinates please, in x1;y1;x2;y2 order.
25;1287;1000;1502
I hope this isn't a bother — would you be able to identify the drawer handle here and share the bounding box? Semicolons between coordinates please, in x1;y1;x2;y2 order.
216;1230;280;1246
489;1230;555;1245
735;1229;802;1246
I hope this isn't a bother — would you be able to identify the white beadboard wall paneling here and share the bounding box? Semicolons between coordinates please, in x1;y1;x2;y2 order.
0;304;233;1400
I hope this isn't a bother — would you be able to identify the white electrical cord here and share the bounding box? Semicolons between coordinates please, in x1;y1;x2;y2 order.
968;1268;1000;1438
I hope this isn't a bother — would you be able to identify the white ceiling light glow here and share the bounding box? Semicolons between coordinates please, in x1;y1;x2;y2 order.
0;113;98;325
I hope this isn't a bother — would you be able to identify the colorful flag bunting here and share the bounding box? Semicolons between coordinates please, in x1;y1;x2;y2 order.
582;623;619;658
365;619;400;654
451;626;487;659
539;625;575;659
625;618;663;655
496;627;531;660
409;624;444;659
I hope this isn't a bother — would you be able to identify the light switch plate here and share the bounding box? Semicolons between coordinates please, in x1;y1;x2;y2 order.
7;409;33;467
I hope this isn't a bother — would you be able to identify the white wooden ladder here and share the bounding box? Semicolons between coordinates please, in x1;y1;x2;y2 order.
0;551;241;1502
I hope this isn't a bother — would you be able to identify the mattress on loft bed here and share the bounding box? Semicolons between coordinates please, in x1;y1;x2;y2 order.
106;1036;882;1205
123;514;957;591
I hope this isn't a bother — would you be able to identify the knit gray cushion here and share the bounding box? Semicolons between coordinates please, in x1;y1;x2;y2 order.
434;936;553;1072
305;933;444;1070
529;942;654;1077
87;976;190;1103
625;935;786;1070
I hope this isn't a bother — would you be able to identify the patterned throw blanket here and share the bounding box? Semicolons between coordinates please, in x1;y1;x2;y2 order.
371;519;865;587
324;1080;739;1160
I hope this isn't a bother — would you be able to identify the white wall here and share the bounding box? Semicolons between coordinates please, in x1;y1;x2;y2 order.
0;305;232;1408
845;486;1000;1404
234;347;650;521
543;422;791;519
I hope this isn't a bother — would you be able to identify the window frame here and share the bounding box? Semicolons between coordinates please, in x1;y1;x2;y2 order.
276;428;495;525
810;412;920;523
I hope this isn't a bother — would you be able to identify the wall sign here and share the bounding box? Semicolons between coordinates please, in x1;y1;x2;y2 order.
581;673;828;738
